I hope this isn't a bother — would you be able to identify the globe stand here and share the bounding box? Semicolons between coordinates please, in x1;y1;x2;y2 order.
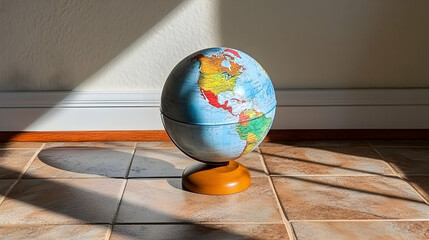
182;160;251;195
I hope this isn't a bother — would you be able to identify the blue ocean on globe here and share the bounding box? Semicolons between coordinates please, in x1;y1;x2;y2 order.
161;47;276;163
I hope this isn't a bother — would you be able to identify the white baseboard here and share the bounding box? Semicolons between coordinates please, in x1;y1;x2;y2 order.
1;89;429;131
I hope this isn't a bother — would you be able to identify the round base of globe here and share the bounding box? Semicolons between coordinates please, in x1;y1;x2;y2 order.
182;160;251;195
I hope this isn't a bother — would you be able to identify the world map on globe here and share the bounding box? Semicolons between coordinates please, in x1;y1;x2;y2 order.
161;47;276;162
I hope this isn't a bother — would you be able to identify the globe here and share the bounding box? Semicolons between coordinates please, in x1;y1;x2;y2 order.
161;47;276;163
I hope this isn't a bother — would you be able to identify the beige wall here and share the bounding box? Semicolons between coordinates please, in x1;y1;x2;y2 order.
1;0;428;91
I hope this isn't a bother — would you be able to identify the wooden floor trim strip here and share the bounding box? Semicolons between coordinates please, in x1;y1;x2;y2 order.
0;131;169;142
1;130;429;142
265;129;429;141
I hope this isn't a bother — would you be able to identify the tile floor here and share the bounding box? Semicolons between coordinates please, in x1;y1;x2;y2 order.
0;141;427;239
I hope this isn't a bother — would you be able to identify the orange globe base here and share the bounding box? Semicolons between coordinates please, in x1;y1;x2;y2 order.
182;160;251;195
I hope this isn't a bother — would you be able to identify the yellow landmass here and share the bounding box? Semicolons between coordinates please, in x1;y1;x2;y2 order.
199;73;239;95
242;109;263;119
243;132;258;154
197;55;243;95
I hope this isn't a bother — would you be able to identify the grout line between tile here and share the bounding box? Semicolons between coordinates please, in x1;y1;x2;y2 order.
41;146;137;150
368;142;429;205
258;148;297;240
124;147;137;179
21;177;127;180
0;148;42;150
403;180;429;205
210;221;285;224
107;222;285;225
0;223;112;226
0;222;295;227
105;224;113;240
367;141;401;177
268;174;399;177
0;143;46;206
258;151;291;223
127;176;188;179
110;147;137;226
111;179;128;224
12;176;187;180
256;148;269;175
267;175;297;240
16;143;45;180
4;176;272;181
290;218;429;222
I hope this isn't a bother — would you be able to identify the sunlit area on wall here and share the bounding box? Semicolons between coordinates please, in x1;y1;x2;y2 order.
75;0;222;91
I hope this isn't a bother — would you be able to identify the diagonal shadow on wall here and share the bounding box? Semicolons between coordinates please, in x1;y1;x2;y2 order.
0;0;184;143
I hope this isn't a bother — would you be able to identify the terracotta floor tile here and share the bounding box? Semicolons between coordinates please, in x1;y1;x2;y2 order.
111;224;289;240
262;147;393;176
259;141;296;148
0;179;124;224
24;148;134;178
376;147;429;176
0;224;109;240
0;180;16;203
272;176;429;220
236;150;267;176
0;142;44;149
292;221;429;240
136;141;176;149
116;177;282;223
406;176;429;202
260;141;369;148
128;149;193;178
3;140;427;238
289;141;369;147
44;142;135;148
129;149;265;178
369;141;429;147
0;149;38;178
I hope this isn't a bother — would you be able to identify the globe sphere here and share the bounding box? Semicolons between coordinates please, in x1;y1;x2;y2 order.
161;47;276;164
